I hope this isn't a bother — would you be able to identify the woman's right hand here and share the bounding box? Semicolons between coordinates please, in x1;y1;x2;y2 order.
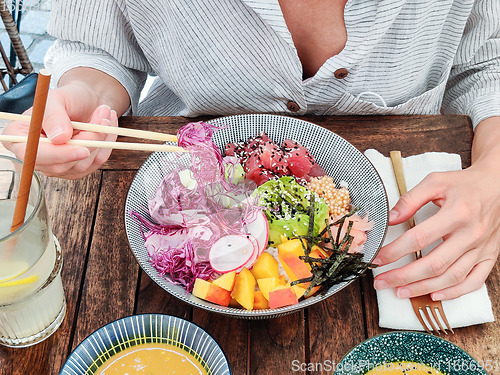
2;70;127;179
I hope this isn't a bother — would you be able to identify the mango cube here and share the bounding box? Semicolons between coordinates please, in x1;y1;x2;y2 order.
212;271;236;291
291;284;307;299
268;285;298;309
231;268;256;310
253;291;269;310
277;240;326;290
291;283;321;299
279;274;287;286
278;239;311;282
280;256;312;283
192;278;231;307
277;238;307;257
251;252;280;279
257;277;281;300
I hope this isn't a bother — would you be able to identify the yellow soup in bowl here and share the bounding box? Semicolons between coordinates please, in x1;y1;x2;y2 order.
365;361;446;375
96;342;208;375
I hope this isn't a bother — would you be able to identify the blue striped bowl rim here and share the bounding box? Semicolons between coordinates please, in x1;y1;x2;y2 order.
59;314;231;375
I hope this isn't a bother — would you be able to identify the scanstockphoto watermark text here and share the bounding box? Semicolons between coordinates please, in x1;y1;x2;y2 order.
1;0;49;12
290;358;498;373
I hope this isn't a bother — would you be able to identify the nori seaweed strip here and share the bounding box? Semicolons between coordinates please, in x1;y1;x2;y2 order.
326;237;354;279
306;194;315;256
290;276;314;286
323;238;353;281
334;218;349;250
304;279;320;296
299;236;309;255
330;254;374;286
297;195;316;258
338;221;354;252
291;196;377;297
299;256;336;264
325;217;336;249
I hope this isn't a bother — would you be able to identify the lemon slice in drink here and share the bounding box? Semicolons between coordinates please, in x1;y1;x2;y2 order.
0;274;39;287
0;261;31;284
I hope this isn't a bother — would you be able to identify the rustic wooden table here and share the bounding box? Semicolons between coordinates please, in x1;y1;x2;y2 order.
0;115;498;375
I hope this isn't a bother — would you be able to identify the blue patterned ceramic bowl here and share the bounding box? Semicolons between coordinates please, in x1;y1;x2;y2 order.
334;331;488;375
59;314;231;375
125;114;388;318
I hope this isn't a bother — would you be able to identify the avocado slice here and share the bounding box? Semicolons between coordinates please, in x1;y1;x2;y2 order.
257;176;329;246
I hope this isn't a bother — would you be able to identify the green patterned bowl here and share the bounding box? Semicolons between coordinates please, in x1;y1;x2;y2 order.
334;331;488;375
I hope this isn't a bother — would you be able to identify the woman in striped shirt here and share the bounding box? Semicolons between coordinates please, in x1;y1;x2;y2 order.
3;0;500;301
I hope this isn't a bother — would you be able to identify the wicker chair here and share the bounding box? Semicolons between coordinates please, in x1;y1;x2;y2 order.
0;0;34;89
0;0;37;113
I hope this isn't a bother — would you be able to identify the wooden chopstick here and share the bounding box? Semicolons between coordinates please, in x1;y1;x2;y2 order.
0;134;187;153
0;111;177;143
389;150;420;259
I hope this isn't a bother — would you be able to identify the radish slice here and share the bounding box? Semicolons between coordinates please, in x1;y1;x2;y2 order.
242;234;260;269
209;235;255;273
244;210;269;255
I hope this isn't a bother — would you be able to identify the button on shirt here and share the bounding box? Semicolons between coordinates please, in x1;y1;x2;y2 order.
45;0;500;128
334;68;349;79
287;101;300;112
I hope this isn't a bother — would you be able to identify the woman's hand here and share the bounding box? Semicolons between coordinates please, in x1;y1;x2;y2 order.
372;117;500;301
3;88;117;179
2;68;130;179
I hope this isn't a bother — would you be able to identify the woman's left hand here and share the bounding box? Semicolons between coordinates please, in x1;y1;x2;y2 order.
372;118;500;301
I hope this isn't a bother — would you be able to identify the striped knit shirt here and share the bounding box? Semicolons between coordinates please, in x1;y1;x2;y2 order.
45;0;500;128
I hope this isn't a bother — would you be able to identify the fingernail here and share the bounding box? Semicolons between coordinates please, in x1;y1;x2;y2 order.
396;288;411;299
96;104;112;119
373;279;388;290
389;209;399;222
72;148;90;160
372;257;382;266
48;125;65;141
431;293;445;301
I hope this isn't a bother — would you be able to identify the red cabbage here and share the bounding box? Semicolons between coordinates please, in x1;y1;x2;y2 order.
131;121;260;292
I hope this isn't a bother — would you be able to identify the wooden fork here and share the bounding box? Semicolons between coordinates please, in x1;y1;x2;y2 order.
389;151;454;335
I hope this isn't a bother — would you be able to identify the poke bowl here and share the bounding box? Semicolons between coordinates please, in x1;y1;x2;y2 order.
125;114;388;318
59;314;231;375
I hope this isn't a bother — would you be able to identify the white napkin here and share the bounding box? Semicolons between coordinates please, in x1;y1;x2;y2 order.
364;149;495;331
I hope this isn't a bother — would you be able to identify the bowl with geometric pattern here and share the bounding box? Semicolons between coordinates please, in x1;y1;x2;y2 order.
60;314;231;375
334;331;488;375
125;114;389;318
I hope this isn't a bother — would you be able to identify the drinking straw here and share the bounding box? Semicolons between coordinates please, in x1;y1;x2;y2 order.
10;69;51;233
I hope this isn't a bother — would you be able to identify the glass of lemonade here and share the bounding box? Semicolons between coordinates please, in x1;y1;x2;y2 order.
0;155;66;347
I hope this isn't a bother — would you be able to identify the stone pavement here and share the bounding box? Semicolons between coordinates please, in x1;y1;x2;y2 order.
1;0;54;82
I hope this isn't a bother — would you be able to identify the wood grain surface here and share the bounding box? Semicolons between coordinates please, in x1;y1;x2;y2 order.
1;115;497;375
